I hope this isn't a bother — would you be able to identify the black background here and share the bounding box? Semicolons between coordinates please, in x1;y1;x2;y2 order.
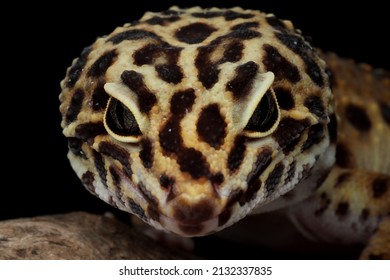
4;0;389;259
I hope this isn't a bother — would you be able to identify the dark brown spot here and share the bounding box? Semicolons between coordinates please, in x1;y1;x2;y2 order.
170;89;196;116
265;162;285;195
177;148;210;179
159;118;182;153
220;41;243;63
133;43;183;83
304;59;324;87
379;102;390;125
67;137;86;158
302;124;324;151
155;64;183;84
372;177;389;198
65;89;84;124
360;208;370;222
108;29;161;44
273;117;311;149
87;49;117;78
335;202;349;218
75;122;107;143
211;172;225;186
226;61;259;99
192;10;254;21
110;195;125;209
99;142;132;177
175;22;216;44
145;15;180;25
133;44;160;65
160;174;175;189
199;64;219;89
197;104;227;148
139;138;153;169
282;136;301;155
223;10;255;20
245;90;279;133
263;44;301;83
93;150;107;187
128;198;147;221
243;179;262;203
195;46;219;89
121;70;157;114
138;182;158;207
231;21;259;30
335;143;353;168
191;11;223;18
345;104;372;132
274;87;295;110
109;165;121;188
247;148;273;187
276;32;324;87
328;114;338;143
285;160;297;185
66;46;91;88
228;136;246;172
266;16;286;30
304;95;327;120
227;29;261;40
314;192;331;216
335;172;351;187
81;171;94;189
173;198;214;223
218;208;232;226
91;83;109;111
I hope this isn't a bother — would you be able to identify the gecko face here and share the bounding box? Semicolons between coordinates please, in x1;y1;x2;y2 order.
59;6;335;236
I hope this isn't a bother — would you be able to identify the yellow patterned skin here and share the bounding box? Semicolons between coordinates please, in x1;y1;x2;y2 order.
288;54;390;259
59;7;389;258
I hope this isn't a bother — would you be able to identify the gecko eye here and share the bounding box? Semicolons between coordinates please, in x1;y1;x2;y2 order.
244;90;280;137
104;97;142;142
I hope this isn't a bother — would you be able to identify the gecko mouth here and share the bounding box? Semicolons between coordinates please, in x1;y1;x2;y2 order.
161;196;220;236
156;194;252;237
159;214;221;237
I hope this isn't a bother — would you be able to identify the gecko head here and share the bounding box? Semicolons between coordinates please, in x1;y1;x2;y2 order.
61;7;335;237
100;61;333;236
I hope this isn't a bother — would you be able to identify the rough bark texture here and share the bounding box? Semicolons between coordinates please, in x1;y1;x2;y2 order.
0;212;193;260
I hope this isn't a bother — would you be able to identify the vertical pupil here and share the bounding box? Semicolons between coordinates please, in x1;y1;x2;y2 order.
245;90;278;132
110;99;130;130
258;93;272;125
106;98;141;136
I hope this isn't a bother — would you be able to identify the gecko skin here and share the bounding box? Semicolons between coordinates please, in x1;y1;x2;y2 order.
59;7;390;259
